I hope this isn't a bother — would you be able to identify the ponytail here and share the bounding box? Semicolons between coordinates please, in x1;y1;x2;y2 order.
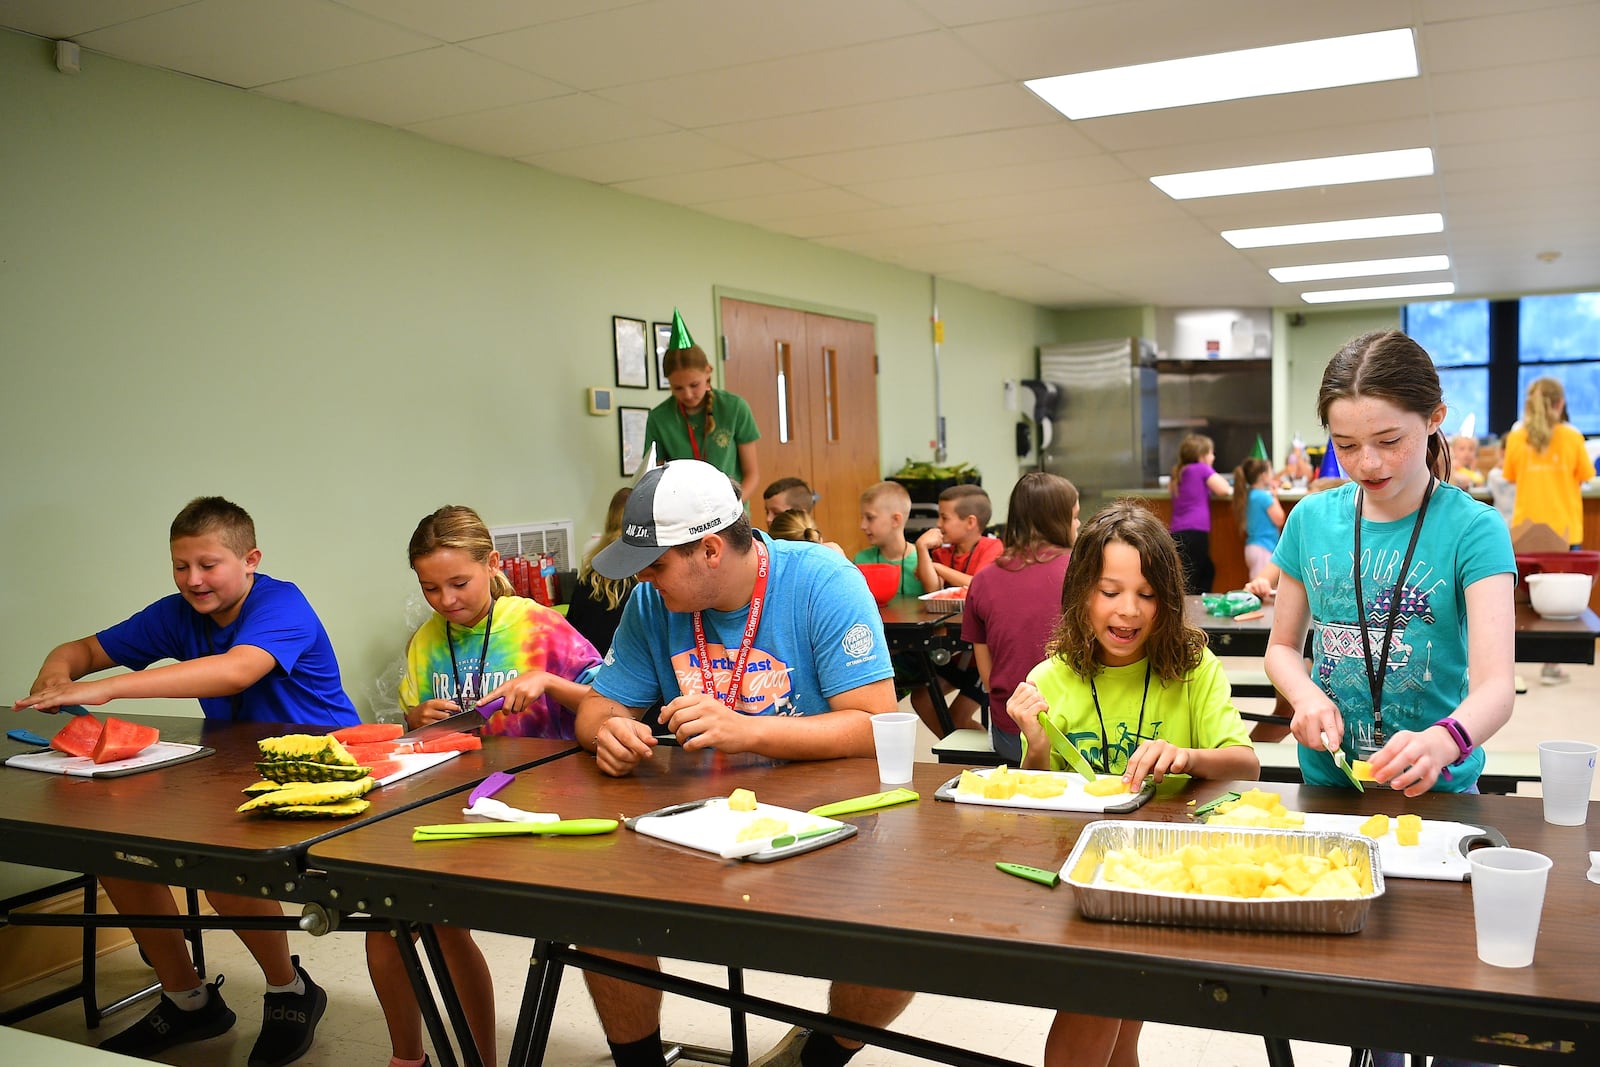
1427;428;1451;484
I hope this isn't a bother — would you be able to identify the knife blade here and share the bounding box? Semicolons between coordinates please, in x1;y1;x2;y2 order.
412;818;618;841
1036;713;1098;781
399;695;504;742
805;788;918;819
1322;730;1365;792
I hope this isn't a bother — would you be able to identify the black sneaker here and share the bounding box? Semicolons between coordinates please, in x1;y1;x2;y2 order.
248;955;327;1067
100;974;235;1057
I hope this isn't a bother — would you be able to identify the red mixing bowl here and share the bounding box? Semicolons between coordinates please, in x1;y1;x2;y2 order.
856;563;900;605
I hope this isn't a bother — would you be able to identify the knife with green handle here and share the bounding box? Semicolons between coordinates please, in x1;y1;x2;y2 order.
412;818;618;841
1036;713;1098;781
806;787;918;819
997;861;1060;888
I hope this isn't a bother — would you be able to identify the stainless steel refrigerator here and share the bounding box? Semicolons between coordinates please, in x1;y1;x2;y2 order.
1035;338;1159;502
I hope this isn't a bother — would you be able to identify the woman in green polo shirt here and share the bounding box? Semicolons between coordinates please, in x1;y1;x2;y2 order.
640;311;761;502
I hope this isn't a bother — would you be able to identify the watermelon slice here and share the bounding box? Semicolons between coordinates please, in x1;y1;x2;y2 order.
50;714;103;758
343;742;399;765
91;717;161;764
364;759;403;782
415;732;482;754
331;723;404;746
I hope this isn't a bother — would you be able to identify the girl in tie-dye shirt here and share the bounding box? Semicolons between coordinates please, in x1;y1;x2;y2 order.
398;505;601;739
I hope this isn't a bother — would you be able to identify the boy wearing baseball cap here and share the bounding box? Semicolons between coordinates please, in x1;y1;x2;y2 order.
577;459;909;1067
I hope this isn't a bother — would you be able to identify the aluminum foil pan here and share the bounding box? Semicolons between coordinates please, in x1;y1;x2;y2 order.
1061;820;1383;934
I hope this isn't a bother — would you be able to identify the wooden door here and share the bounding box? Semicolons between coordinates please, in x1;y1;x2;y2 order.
721;297;880;556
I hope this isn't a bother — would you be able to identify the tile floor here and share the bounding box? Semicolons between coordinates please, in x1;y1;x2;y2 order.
6;656;1596;1067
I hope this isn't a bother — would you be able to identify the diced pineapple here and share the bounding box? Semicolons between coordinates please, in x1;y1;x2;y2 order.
1358;813;1390;839
1350;759;1375;781
735;816;788;842
1083;777;1129;797
728;788;757;812
1395;813;1422;846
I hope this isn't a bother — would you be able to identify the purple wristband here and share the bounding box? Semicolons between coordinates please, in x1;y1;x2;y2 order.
1433;716;1473;766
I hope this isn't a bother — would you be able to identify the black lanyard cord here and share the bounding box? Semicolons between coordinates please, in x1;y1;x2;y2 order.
445;596;496;709
1087;660;1152;774
1352;480;1435;745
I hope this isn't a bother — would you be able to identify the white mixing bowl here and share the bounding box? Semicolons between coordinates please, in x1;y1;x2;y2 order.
1526;571;1594;620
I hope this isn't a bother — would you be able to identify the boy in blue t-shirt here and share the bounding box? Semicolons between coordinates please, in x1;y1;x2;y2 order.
14;496;356;1067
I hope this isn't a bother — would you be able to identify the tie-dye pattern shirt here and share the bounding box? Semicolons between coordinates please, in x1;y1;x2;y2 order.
399;596;602;739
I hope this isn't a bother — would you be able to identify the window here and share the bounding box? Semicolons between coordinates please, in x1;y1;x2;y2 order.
1403;299;1487;437
1517;293;1600;434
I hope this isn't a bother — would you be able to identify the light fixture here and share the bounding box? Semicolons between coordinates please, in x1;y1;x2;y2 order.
1270;255;1450;283
1301;281;1455;304
1024;28;1416;119
1222;213;1444;249
1153;148;1434;200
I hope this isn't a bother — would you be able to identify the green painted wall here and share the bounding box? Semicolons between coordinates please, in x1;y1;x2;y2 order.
0;31;1048;717
1280;307;1403;444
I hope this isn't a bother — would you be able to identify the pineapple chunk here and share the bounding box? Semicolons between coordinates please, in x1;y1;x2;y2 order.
1358;813;1391;839
735;816;788;842
1395;813;1422;846
1084;777;1130;797
1350;759;1375;781
728;788;758;812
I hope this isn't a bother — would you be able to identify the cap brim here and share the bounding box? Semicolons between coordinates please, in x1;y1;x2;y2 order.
592;537;667;580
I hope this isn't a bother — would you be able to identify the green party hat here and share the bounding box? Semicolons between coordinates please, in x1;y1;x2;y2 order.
1251;434;1269;461
667;308;695;351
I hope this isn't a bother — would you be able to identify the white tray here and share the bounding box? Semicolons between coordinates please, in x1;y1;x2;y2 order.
6;742;213;778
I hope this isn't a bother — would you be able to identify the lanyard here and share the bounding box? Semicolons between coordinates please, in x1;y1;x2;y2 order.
948;544;983;575
1352;480;1435;745
691;539;770;711
679;393;713;461
445;596;496;710
1087;661;1152;774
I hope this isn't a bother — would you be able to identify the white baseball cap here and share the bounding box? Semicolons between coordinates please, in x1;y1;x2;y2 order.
592;460;744;578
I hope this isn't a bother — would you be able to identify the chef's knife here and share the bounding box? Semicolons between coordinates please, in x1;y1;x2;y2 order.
806;788;918;819
399;695;505;741
1036;713;1099;781
412;818;618;841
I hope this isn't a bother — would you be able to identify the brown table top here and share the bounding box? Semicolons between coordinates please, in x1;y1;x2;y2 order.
878;594;959;629
305;751;1599;1062
0;713;576;897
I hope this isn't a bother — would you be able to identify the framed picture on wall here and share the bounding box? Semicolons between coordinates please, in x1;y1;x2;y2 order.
614;316;649;389
653;321;673;388
619;406;649;477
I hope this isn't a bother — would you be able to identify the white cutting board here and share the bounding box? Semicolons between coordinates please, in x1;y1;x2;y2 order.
631;799;846;860
6;742;209;778
944;768;1151;814
1299;813;1499;881
372;749;460;786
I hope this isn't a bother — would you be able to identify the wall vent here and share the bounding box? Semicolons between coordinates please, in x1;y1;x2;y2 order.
489;520;576;571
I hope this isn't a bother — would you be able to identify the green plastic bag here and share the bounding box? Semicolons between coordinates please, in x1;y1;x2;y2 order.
1200;591;1261;617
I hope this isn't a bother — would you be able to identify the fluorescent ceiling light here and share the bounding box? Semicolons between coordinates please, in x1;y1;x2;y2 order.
1152;147;1434;200
1025;28;1417;119
1270;255;1450;283
1222;213;1444;249
1301;281;1455;304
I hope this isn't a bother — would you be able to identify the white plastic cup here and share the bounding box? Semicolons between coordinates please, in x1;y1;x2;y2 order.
870;712;917;785
1536;740;1597;826
1467;847;1552;967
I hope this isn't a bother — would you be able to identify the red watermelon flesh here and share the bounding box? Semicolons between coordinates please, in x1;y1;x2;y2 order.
416;732;482;753
363;759;403;782
331;723;404;746
91;717;160;764
343;742;399;765
50;714;103;758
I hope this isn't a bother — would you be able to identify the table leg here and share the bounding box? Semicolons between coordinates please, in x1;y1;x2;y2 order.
417;924;486;1067
392;924;461;1067
508;939;564;1067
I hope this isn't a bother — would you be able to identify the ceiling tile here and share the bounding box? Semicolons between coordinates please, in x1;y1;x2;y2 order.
75;0;435;87
697;83;1052;159
330;0;627;42
1421;3;1600;72
761;206;930;239
593;31;1005;128
258;45;568;127
694;187;882;225
406;93;674;157
1429;56;1596;115
1432;98;1600;146
843;154;1133;206
462;0;935;90
1113;116;1433;178
782;123;1098;185
522;131;757;185
609;162;822;205
0;0;189;38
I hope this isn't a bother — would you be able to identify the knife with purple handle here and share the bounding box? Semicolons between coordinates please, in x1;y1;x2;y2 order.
467;770;516;807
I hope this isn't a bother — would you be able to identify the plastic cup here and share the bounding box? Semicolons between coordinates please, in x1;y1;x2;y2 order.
1536;740;1597;826
1467;847;1552;968
870;712;917;785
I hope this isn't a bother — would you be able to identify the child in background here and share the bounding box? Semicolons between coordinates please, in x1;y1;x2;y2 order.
14;496;353;1066
1503;376;1595;685
963;472;1079;764
1278;445;1314;490
565;488;637;655
1169;433;1233;595
641;311;761;504
1478;437;1516;524
853;480;926;598
762;477;816;525
1449;434;1485;488
913;484;1002;734
371;505;604;1067
768;508;845;555
1233;457;1286;581
1008;499;1258;1067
